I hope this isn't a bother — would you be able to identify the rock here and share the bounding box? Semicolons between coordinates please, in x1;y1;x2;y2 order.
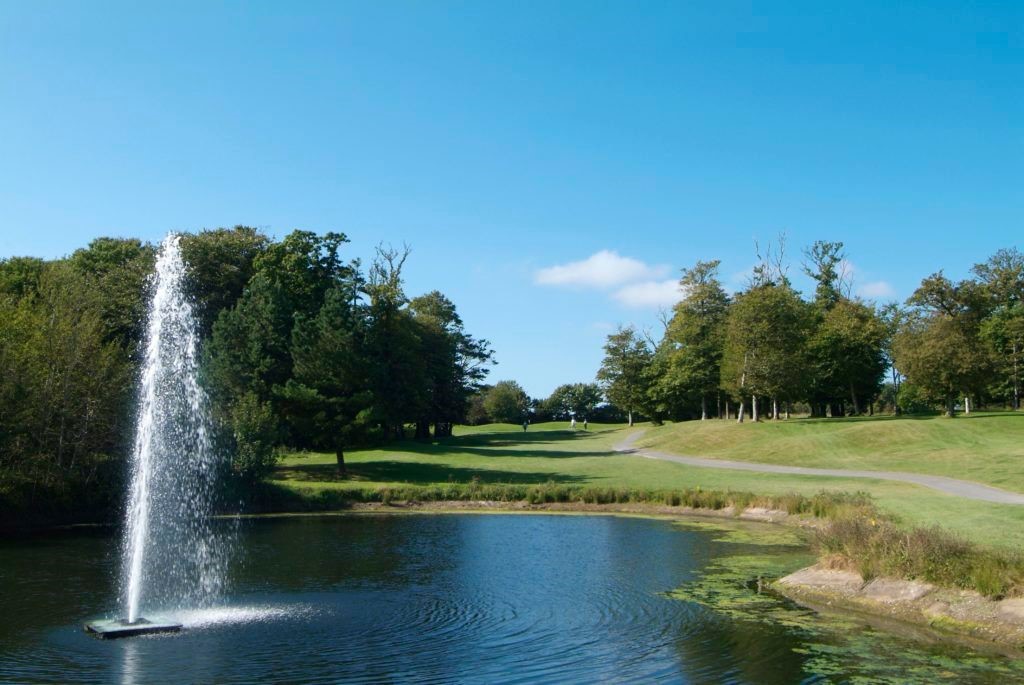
861;578;935;603
997;598;1024;624
778;567;865;595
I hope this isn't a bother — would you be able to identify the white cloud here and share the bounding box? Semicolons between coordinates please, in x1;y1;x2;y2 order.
857;280;896;299
535;250;668;289
612;279;685;308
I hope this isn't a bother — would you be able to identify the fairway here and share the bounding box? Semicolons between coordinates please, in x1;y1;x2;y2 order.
273;419;1024;550
637;412;1024;493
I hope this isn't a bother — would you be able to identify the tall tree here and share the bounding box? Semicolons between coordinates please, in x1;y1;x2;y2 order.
721;283;810;422
483;380;530;424
409;291;493;438
655;260;730;419
895;272;992;416
282;281;369;475
597;326;652;426
545;382;603;420
973;248;1024;409
363;245;425;438
180;226;270;337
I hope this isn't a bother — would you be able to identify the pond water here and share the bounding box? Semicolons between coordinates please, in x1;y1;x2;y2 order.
1;513;1022;684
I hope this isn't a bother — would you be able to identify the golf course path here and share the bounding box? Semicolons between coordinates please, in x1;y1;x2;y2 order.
614;430;1024;505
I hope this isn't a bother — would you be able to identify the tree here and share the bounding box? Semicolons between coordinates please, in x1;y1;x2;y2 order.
281;282;369;474
973;248;1024;409
896;272;992;416
180;226;270;337
545;383;603;419
363;245;425;439
806;299;887;416
893;314;987;417
879;303;906;415
802;240;848;309
721;283;810;422
597;326;652;426
654;260;730;419
68;237;156;351
483;381;530;423
409;291;494;438
0;256;45;298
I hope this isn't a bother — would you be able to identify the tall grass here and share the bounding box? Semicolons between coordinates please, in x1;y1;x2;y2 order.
814;514;1024;598
251;480;874;519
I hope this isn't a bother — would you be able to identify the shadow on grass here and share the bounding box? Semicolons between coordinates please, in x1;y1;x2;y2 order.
278;461;588;485
397;427;624;453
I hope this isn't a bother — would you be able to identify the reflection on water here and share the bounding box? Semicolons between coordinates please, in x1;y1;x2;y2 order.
0;514;1022;684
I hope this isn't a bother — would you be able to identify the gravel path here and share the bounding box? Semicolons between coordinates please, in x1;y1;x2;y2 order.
614;430;1024;505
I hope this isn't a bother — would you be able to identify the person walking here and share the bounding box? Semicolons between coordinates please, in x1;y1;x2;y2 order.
570;417;576;430
523;419;529;432
583;418;588;431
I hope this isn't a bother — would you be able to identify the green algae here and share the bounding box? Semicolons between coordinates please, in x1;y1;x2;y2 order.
667;518;1024;683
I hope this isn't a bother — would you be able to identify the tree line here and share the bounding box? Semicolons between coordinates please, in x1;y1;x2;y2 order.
595;240;1024;424
0;227;493;521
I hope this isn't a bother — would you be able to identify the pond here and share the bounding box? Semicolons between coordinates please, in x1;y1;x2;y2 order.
1;513;1022;683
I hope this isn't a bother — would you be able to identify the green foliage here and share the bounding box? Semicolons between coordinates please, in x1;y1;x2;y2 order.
544;382;603;419
0;256;45;298
652;260;729;418
0;262;131;521
180;226;270;336
69;237;155;350
231;392;280;482
483;380;530;423
721;282;810;414
597;326;653;425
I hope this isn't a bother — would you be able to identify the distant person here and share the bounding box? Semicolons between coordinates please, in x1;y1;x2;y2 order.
570;417;577;430
583;418;588;431
523;419;529;432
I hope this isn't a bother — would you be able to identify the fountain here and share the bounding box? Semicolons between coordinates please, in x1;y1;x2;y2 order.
87;234;227;638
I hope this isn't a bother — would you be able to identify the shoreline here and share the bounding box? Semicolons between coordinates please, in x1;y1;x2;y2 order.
8;499;1024;653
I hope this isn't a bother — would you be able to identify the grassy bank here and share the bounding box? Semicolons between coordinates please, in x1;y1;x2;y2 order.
637;412;1024;493
270;421;1024;549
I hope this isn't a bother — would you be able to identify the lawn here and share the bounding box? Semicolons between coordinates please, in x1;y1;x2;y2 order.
270;419;1024;550
636;412;1024;493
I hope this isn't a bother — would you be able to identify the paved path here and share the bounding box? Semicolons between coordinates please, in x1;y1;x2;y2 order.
614;431;1024;505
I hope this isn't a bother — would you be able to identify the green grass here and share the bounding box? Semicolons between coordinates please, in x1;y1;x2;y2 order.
269;420;1024;550
637;412;1024;493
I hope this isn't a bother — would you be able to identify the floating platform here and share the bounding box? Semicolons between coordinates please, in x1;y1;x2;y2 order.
85;618;182;639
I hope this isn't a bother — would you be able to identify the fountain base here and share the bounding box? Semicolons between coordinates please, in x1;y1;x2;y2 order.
85;618;182;639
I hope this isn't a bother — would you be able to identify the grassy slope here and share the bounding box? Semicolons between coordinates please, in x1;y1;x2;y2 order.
270;421;1024;550
637;412;1024;493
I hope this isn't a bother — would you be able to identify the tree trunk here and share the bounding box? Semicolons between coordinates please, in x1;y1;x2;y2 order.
1013;341;1020;410
336;446;347;477
785;402;791;420
945;396;956;418
717;392;722;419
415;420;431;440
850;382;860;416
737;399;745;423
752;395;759;422
701;395;707;421
725;401;730;420
628;410;633;427
772;397;779;421
964;396;971;415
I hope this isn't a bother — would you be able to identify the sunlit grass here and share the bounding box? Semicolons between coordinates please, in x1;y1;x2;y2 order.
269;421;1024;550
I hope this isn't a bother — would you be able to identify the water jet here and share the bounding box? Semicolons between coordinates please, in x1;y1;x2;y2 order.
86;233;227;638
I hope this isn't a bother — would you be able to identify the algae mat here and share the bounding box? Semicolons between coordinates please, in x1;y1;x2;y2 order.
667;518;1024;684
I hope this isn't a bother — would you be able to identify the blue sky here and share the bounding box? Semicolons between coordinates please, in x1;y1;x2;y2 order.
1;1;1020;397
